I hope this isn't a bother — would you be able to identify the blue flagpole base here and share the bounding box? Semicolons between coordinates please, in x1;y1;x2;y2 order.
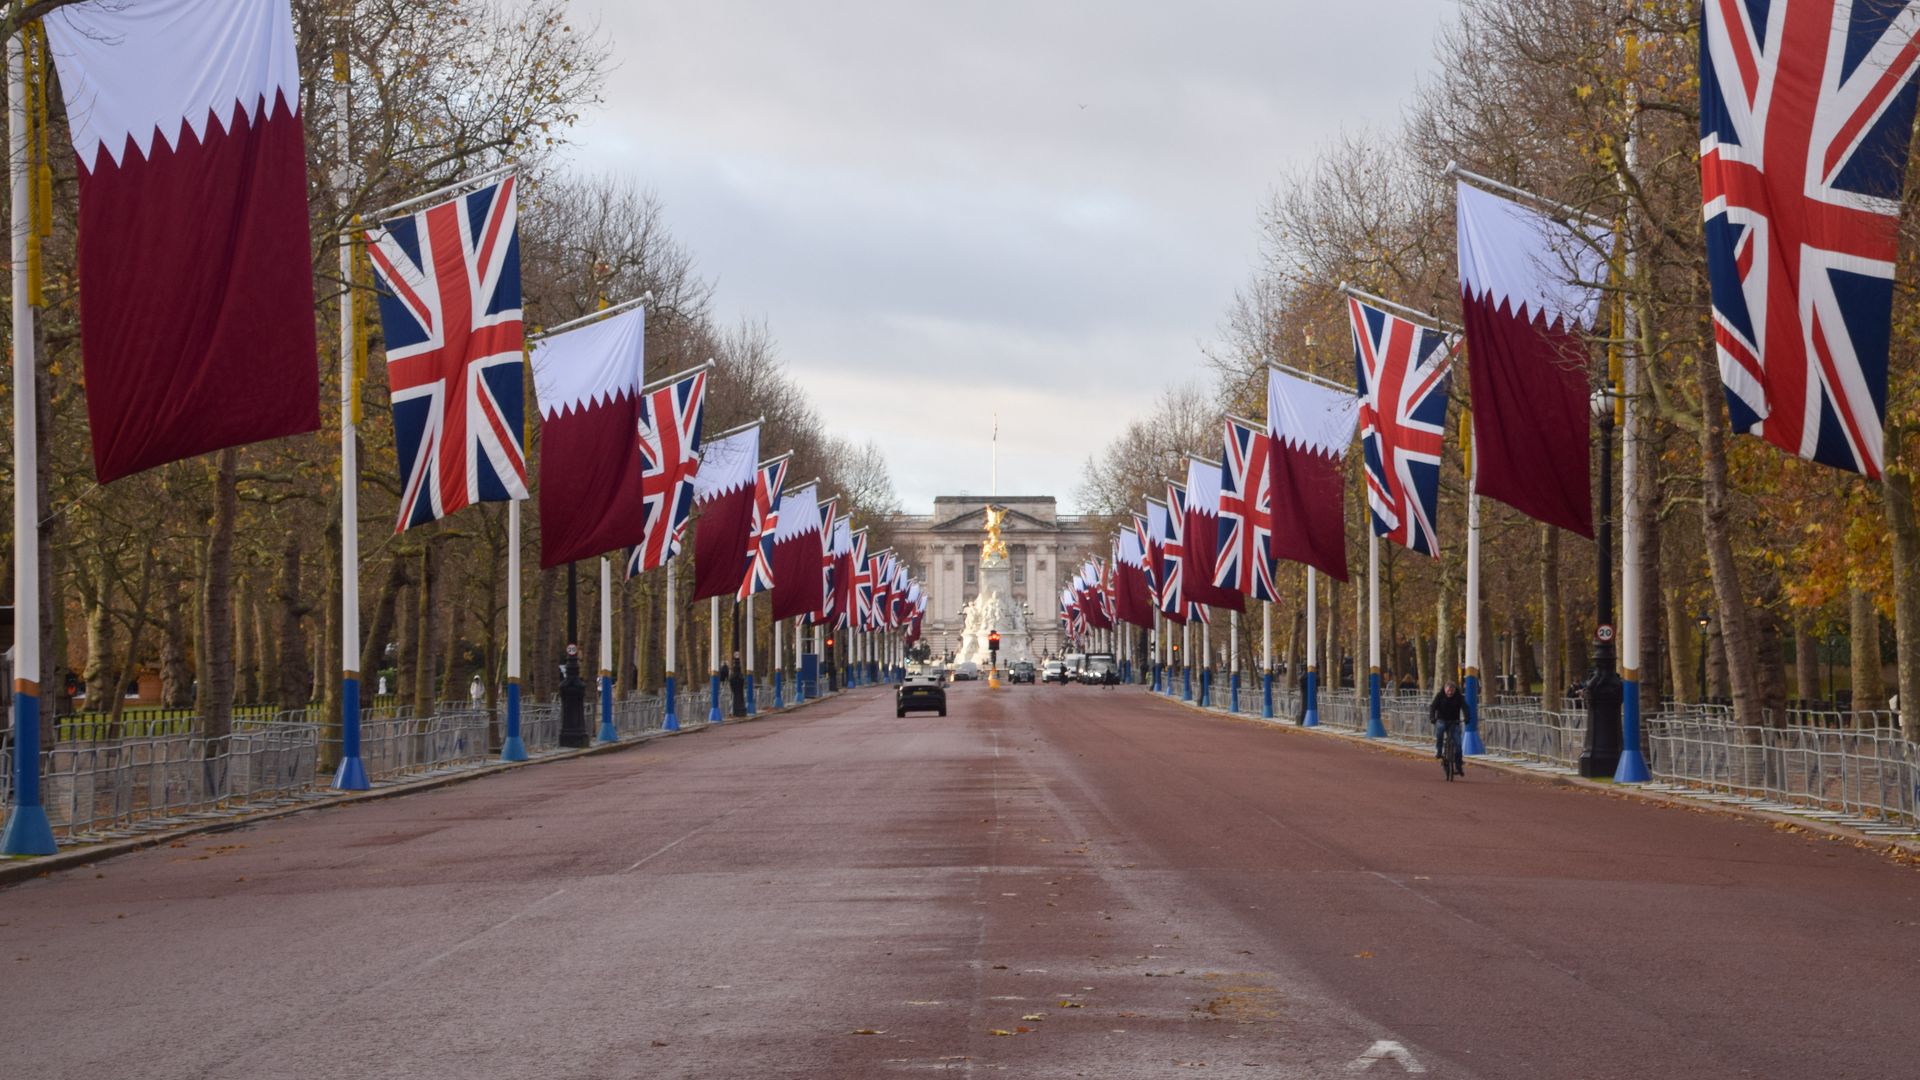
663;675;680;732
1230;672;1241;714
746;674;758;714
1462;672;1486;755
1182;668;1192;702
1262;673;1274;719
1364;672;1384;738
332;755;370;791
0;804;56;857
1615;679;1650;782
597;676;618;742
502;681;527;762
1304;671;1321;728
773;672;784;710
709;674;724;724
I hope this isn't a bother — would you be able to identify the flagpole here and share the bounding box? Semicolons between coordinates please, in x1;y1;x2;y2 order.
1262;601;1274;719
1229;609;1240;713
1367;532;1384;738
1305;569;1320;726
329;31;369;794
1462;489;1486;755
502;499;527;760
1;28;55;856
708;595;723;723
1181;619;1192;702
1201;611;1212;705
1615;94;1651;784
597;557;616;741
772;612;784;708
744;593;758;712
663;561;680;732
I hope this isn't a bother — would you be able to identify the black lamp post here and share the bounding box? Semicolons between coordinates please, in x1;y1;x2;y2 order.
558;562;588;748
1696;613;1710;703
1579;389;1623;779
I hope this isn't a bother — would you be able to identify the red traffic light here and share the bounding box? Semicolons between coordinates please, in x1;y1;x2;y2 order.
826;636;835;648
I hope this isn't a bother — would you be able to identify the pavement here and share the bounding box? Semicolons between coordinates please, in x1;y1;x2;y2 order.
4;681;1918;1079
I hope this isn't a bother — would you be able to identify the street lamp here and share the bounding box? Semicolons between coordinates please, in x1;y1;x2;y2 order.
1696;613;1710;703
1578;387;1623;778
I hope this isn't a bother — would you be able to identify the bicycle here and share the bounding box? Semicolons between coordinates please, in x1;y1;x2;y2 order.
1438;719;1465;781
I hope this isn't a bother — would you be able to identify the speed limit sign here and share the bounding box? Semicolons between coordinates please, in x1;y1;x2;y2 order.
1597;624;1615;642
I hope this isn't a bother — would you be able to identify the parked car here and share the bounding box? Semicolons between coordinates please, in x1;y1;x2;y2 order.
1042;660;1068;684
897;674;947;717
1085;653;1119;686
1007;660;1036;684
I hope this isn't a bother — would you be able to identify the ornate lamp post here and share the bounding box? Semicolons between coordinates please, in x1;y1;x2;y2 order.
1578;388;1623;779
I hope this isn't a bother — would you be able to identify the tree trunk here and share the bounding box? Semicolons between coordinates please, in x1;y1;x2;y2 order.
161;576;194;708
359;556;407;689
411;536;442;718
532;566;559;700
1512;611;1540;693
234;574;258;706
79;563;110;713
1885;469;1920;738
1636;417;1666;713
1851;585;1885;719
393;577;417;709
1708;619;1731;701
439;600;468;702
198;449;239;747
1541;524;1563;706
1434;576;1454;692
1792;609;1819;706
1696;338;1766;726
252;588;277;706
275;536;308;707
1666;578;1699;702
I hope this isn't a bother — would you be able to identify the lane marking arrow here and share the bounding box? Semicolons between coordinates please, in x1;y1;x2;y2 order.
1346;1039;1427;1073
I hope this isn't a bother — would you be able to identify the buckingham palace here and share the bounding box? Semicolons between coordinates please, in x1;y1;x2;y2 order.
885;496;1102;661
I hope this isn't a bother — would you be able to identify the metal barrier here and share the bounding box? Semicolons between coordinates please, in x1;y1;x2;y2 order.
358;708;491;782
1646;715;1920;824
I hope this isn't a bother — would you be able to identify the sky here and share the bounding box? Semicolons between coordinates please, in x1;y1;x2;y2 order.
555;2;1454;513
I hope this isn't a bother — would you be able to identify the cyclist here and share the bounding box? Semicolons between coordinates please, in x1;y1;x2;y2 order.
1430;680;1467;770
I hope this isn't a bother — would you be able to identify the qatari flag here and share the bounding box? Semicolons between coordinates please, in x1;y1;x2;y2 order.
1114;531;1155;630
530;306;647;567
690;425;760;601
1182;457;1244;612
769;482;825;620
1267;367;1359;582
1456;180;1607;537
47;0;319;481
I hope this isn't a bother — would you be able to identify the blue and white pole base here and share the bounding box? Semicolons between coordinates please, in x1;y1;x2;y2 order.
334;673;370;789
773;671;785;710
1615;674;1651;782
1;685;57;856
746;673;758;715
1304;668;1321;728
598;672;618;742
709;671;724;725
1262;672;1274;719
1230;671;1241;714
663;673;680;732
1461;669;1486;756
501;679;528;762
1199;668;1211;707
1152;663;1162;694
1182;664;1193;702
1364;670;1383;738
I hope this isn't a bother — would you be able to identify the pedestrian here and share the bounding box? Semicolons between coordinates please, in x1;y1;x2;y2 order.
469;673;484;706
728;653;746;717
1430;680;1466;760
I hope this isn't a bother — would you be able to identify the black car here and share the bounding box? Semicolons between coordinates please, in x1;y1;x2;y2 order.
1007;661;1036;684
897;675;947;717
1085;653;1119;686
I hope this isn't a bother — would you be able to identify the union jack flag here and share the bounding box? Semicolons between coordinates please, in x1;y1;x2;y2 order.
1701;0;1920;479
1160;481;1187;618
1133;512;1157;605
625;369;708;576
366;175;526;530
1350;297;1455;556
849;530;872;628
1215;418;1278;600
740;455;789;600
810;497;840;626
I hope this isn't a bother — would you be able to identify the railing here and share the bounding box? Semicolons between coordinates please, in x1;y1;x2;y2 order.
358;707;491;782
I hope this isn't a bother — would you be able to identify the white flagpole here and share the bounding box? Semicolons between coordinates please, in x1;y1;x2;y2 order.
597;557;615;740
772;611;784;708
1367;532;1383;737
502;499;526;760
744;592;758;712
1202;612;1213;704
709;594;723;723
1229;608;1240;712
1262;600;1273;718
1304;569;1320;725
2;29;54;854
1463;488;1485;754
663;561;680;731
330;30;368;793
1181;618;1192;701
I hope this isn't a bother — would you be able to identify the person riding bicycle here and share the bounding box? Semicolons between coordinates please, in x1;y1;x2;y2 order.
1430;680;1466;762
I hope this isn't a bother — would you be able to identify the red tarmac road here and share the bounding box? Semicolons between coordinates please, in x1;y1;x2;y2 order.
5;682;1920;1079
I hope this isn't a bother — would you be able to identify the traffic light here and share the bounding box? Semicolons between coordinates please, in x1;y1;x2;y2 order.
826;635;835;649
988;631;1001;657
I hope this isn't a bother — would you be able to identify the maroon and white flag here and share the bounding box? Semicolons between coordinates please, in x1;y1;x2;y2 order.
46;0;319;481
690;425;760;601
1182;456;1244;612
1267;368;1359;582
1114;531;1155;630
769;482;825;621
530;306;649;567
1455;180;1607;536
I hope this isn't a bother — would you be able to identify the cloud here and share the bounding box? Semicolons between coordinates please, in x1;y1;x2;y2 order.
554;1;1450;511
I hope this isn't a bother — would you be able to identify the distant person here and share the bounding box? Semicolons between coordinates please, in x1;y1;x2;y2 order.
469;674;484;705
1430;680;1466;761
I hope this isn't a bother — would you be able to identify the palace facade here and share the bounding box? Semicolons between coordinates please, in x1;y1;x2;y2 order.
886;496;1102;661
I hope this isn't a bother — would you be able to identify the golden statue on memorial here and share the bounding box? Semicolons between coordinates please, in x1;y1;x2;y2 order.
981;505;1010;566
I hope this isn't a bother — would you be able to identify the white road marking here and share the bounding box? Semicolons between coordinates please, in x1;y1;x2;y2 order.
1346;1039;1427;1073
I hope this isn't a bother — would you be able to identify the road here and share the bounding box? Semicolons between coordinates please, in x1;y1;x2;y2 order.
4;681;1918;1079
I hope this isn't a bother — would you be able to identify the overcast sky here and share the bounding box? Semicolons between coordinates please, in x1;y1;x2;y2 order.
556;2;1453;513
